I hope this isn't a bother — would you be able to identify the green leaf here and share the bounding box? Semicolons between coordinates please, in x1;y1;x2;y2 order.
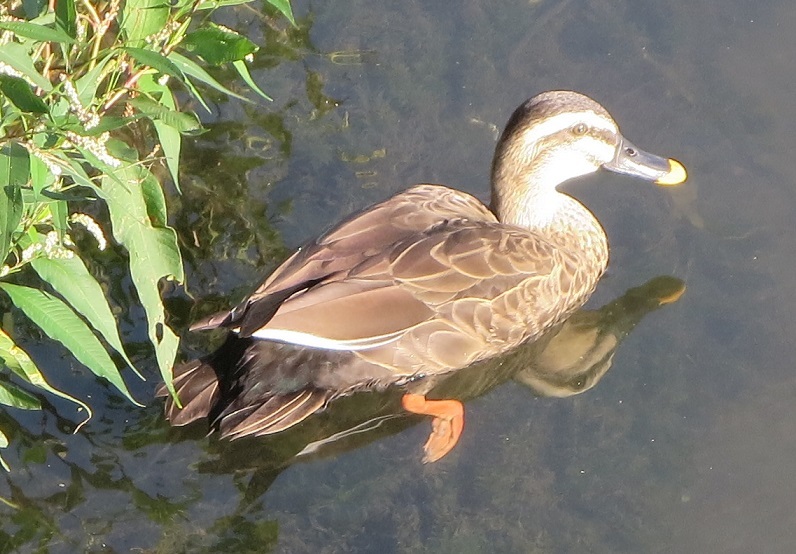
122;47;184;79
141;179;168;229
102;145;183;393
0;144;28;265
127;97;202;134
233;59;271;101
71;145;127;192
74;54;112;105
0;327;92;419
0;283;139;405
181;24;258;65
31;256;142;379
120;0;170;46
0;75;49;114
29;152;56;197
54;0;76;39
50;151;107;199
39;189;96;202
36;188;97;203
0;381;41;410
50;200;69;235
0;21;76;44
50;199;69;235
266;0;296;26
0;43;52;91
137;77;185;193
167;51;248;103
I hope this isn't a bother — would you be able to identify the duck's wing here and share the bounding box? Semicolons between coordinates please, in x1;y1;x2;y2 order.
243;223;583;369
342;224;583;373
261;184;496;291
191;184;496;333
192;184;592;366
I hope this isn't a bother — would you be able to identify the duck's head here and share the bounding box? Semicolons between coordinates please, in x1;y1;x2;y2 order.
491;91;686;224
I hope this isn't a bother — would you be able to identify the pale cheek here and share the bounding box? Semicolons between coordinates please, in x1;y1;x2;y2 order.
579;137;616;164
547;153;598;183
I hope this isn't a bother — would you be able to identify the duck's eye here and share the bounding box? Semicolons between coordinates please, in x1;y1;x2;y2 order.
625;147;637;157
572;123;588;135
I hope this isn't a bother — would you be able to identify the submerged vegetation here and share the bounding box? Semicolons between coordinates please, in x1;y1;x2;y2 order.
0;0;294;469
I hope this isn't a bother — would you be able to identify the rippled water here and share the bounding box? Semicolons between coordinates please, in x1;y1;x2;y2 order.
3;1;796;552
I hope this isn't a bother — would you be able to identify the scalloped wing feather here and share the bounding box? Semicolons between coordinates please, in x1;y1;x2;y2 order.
198;184;496;335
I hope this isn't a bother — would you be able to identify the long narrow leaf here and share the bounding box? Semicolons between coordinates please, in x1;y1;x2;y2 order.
0;21;76;44
0;283;139;405
74;54;113;104
233;59;271;101
127;97;202;134
0;43;52;91
176;74;211;113
101;147;183;393
266;0;296;26
136;76;191;192
122;47;184;80
29;152;56;197
54;0;76;39
50;151;107;199
0;381;41;410
0;76;49;114
50;200;69;235
0;144;28;264
140;172;169;228
167;51;248;102
0;327;92;420
30;256;142;379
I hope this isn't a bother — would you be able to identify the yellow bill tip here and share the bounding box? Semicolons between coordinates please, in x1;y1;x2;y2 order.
656;158;687;186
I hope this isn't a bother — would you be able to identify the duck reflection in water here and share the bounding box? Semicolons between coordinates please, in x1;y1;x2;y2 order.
158;91;686;463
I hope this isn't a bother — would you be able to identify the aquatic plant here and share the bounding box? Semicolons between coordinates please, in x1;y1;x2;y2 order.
0;0;294;469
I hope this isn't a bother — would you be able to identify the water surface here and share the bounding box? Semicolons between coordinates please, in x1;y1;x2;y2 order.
3;1;796;552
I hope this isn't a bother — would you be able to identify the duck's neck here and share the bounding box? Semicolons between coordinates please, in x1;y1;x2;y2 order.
490;164;609;270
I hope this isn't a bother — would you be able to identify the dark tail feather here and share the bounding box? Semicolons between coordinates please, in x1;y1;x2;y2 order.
156;359;220;427
157;335;338;438
218;388;331;439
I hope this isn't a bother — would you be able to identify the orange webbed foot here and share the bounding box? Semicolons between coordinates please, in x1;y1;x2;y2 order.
402;393;464;463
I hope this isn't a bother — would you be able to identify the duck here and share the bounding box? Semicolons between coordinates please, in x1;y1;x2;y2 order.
157;90;687;463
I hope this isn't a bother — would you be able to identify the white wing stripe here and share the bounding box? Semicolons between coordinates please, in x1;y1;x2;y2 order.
245;328;402;351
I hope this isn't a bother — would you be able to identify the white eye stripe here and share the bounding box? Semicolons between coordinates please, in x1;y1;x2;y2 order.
521;111;617;148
